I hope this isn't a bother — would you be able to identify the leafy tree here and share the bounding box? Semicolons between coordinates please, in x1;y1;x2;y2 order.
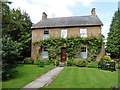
106;9;120;58
2;36;20;80
1;3;32;80
2;2;11;36
2;3;32;60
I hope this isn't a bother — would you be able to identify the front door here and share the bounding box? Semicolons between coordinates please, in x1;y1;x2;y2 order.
61;47;67;62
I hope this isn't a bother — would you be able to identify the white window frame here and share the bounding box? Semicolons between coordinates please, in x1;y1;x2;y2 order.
80;28;87;38
81;47;87;58
42;47;48;58
61;29;67;38
43;29;49;40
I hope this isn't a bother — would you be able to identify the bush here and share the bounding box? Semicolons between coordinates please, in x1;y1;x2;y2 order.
52;59;59;66
39;60;45;67
24;57;34;64
43;59;51;65
34;60;40;65
34;59;52;67
67;59;74;66
74;59;88;67
116;63;120;69
87;61;98;68
2;36;20;80
100;55;111;62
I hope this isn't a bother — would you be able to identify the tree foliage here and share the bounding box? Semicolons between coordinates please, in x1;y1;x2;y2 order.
2;3;32;60
2;3;32;80
2;36;20;80
106;9;120;58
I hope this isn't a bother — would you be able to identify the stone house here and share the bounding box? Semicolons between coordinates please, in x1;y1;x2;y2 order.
31;8;105;62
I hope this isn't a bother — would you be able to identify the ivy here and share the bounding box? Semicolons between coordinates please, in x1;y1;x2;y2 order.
34;36;103;61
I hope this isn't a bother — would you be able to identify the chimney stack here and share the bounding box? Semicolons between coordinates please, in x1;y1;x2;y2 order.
42;12;47;20
91;8;96;16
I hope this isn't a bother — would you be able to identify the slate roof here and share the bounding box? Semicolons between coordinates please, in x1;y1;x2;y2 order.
32;15;103;29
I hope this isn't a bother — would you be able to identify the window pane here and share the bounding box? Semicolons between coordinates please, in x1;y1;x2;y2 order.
61;29;67;38
43;29;49;40
43;47;47;51
81;47;87;58
80;28;87;38
42;51;48;58
81;47;86;52
81;52;87;58
43;34;49;40
44;30;49;34
42;47;48;58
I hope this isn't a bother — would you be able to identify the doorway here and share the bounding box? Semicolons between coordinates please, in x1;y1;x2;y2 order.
61;47;67;62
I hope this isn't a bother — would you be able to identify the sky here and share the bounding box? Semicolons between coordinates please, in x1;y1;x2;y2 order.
8;0;120;39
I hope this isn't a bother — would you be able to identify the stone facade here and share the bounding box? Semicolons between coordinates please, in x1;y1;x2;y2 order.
31;8;104;61
31;26;104;60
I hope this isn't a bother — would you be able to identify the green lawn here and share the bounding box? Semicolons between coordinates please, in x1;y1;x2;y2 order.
45;66;118;88
2;64;54;89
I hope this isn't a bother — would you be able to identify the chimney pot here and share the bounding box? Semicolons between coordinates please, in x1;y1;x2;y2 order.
91;8;96;16
42;12;47;20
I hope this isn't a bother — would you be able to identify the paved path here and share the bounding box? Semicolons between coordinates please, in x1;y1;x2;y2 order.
21;66;64;89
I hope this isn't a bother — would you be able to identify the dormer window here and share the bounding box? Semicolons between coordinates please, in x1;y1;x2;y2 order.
43;29;49;40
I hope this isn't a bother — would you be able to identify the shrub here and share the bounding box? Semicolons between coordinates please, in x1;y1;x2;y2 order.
100;55;111;62
74;59;88;67
67;59;74;66
24;57;34;64
116;63;120;69
87;61;98;68
52;59;59;66
2;36;20;80
34;60;40;65
39;60;45;67
43;59;51;65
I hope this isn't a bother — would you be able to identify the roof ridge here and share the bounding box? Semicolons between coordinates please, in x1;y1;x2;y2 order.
46;15;94;20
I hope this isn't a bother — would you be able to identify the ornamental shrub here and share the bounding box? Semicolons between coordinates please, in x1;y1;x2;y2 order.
24;57;34;64
100;55;111;62
52;59;59;66
67;59;74;66
74;59;88;67
2;36;20;80
34;60;40;65
42;59;51;65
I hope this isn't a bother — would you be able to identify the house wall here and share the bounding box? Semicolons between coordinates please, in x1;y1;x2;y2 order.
87;27;101;37
31;26;103;60
67;27;80;37
49;28;61;37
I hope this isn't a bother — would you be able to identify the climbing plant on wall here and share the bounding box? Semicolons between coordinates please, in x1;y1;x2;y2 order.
34;36;103;61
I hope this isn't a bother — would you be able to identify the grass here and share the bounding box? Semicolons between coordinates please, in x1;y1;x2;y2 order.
2;64;54;89
45;66;118;88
